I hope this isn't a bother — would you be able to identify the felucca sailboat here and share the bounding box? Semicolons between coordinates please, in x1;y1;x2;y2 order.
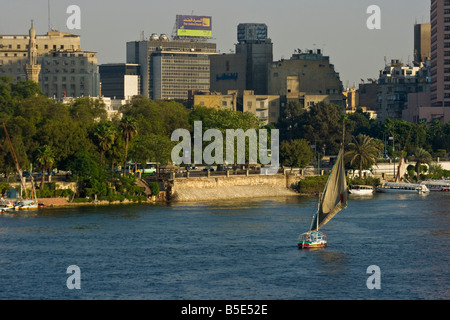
298;139;348;249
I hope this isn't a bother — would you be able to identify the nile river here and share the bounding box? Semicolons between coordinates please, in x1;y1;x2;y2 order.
0;192;448;300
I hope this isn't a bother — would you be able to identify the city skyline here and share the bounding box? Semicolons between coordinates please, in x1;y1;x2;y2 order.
0;0;430;88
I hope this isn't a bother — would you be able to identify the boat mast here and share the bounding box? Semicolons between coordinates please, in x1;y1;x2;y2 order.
394;128;411;182
2;122;29;199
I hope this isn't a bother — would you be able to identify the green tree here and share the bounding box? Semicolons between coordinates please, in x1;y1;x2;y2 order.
35;145;55;187
120;116;138;175
345;134;382;178
130;133;175;165
11;80;43;99
280;139;314;171
413;147;432;178
93;121;116;166
277;101;305;141
292;102;348;155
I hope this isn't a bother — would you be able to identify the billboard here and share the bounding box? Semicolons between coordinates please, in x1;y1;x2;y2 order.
177;15;212;38
237;23;267;42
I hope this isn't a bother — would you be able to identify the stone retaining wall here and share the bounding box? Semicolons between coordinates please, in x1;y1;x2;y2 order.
171;174;302;202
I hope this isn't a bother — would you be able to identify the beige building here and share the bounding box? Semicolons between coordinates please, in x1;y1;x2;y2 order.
190;89;280;125
376;60;429;122
242;90;280;125
0;27;99;98
343;85;377;119
343;88;359;111
40;50;99;99
192;90;238;111
268;49;345;109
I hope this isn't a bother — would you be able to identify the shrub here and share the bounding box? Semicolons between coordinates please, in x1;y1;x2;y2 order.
348;176;381;187
298;175;329;194
0;182;11;196
149;182;160;196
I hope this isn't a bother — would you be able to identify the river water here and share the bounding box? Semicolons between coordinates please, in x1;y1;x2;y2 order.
0;192;448;300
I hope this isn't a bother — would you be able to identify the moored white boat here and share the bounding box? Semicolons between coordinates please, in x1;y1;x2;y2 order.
376;182;429;193
0;198;16;212
348;185;374;195
420;180;450;192
16;199;39;210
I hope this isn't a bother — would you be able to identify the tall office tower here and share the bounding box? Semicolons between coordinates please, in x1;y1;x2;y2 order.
235;23;273;95
210;23;273;95
414;23;431;65
0;26;99;99
99;63;140;100
430;0;450;107
127;33;217;100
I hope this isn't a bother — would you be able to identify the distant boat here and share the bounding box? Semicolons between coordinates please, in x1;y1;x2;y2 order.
0;197;15;213
376;147;430;193
376;182;429;193
298;143;347;249
420;180;450;192
348;185;374;196
16;199;39;210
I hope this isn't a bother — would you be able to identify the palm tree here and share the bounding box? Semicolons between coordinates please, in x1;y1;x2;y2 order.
120;116;138;176
35;145;55;188
94;122;116;166
345;134;382;178
414;147;432;179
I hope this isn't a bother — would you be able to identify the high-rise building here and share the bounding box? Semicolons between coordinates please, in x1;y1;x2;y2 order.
126;34;217;100
99;63;140;100
0;26;99;99
377;59;429;122
414;23;431;65
210;23;273;95
430;0;450;107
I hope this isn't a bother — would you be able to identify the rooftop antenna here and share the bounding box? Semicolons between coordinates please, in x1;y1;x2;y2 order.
48;0;51;31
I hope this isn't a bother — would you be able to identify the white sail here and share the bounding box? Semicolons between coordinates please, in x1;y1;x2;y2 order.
311;147;347;231
395;157;407;183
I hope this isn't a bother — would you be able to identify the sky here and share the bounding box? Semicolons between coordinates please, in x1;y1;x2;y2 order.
0;0;430;88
